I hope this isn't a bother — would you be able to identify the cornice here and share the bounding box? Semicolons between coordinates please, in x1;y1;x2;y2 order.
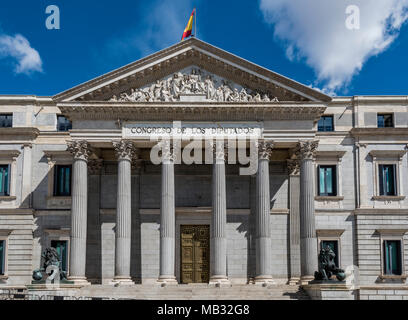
43;150;72;161
0;127;40;140
351;128;408;136
57;102;327;121
353;95;408;104
369;150;407;158
375;229;408;236
0;150;21;159
315;150;347;158
316;229;345;237
0;95;54;106
355;208;408;215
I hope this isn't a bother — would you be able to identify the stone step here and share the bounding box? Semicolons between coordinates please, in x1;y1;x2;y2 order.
77;285;310;300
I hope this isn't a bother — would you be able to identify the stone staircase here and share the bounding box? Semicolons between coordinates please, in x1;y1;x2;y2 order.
78;284;310;300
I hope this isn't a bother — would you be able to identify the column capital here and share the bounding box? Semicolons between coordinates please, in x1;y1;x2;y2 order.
113;140;138;161
159;139;176;162
88;159;103;175
67;140;92;161
257;140;274;160
287;159;300;176
212;140;228;161
295;140;319;160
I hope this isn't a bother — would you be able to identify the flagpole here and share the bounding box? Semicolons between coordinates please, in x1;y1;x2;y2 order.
195;8;197;38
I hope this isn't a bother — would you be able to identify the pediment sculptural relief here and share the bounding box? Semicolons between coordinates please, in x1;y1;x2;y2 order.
109;68;279;103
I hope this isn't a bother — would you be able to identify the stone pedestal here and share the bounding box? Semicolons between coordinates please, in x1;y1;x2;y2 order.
26;284;83;298
303;281;358;300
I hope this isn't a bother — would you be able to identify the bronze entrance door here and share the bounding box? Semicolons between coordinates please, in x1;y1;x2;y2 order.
180;225;210;284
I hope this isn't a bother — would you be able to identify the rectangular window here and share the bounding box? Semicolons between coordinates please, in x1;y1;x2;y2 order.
53;165;72;196
379;164;396;196
57;116;72;132
318;115;334;132
383;240;402;275
321;240;339;267
0;114;12;128
0;240;4;275
0;165;10;196
51;240;68;273
318;165;337;196
377;114;393;128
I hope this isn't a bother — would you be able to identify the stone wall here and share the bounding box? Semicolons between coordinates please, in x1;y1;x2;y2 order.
356;214;408;286
359;288;408;300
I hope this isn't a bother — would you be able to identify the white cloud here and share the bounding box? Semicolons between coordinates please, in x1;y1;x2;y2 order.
135;1;193;56
0;34;43;74
259;0;408;93
105;0;196;60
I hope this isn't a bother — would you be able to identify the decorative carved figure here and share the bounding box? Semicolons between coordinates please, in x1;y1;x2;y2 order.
32;247;67;282
106;68;279;103
314;246;346;281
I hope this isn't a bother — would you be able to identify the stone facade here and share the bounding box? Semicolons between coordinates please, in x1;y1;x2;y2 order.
0;38;407;299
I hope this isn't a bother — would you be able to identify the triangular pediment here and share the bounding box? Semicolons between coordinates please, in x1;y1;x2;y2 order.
54;38;331;103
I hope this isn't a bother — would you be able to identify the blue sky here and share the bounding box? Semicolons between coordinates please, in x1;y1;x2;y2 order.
0;0;407;97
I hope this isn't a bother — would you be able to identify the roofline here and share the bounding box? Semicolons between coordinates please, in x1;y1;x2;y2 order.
0;95;54;105
330;95;408;104
53;37;332;103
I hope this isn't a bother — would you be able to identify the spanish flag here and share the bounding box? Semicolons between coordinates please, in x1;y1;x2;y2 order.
181;9;195;41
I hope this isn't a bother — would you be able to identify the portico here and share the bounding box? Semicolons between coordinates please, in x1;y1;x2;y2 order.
64;134;320;285
50;37;330;287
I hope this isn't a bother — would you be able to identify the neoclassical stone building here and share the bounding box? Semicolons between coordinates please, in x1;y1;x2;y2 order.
0;38;407;299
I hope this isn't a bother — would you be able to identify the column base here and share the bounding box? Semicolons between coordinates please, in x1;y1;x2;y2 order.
67;276;91;287
111;276;135;286
288;277;301;286
209;276;231;287
299;275;315;285
157;276;178;286
254;275;275;286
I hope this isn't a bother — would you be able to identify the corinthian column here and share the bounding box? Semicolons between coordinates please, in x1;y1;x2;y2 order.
158;139;177;284
295;140;319;283
255;141;274;284
210;140;229;284
287;158;301;285
113;140;137;285
67;140;92;286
